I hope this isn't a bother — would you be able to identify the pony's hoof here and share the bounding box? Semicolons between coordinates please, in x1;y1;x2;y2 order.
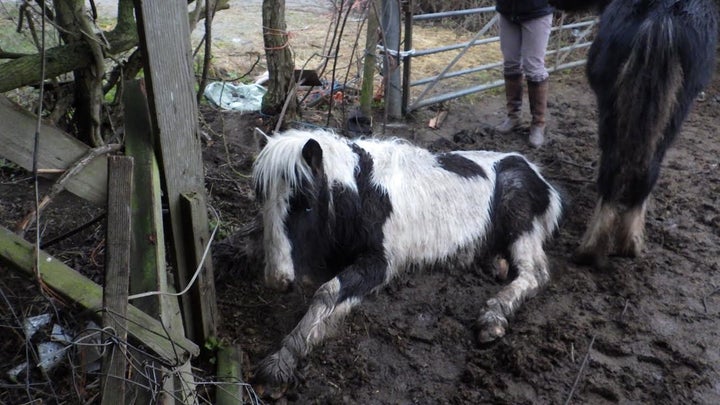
493;256;510;281
253;381;291;400
254;347;298;387
264;273;293;292
572;249;608;271
476;307;508;344
477;323;506;343
614;236;644;258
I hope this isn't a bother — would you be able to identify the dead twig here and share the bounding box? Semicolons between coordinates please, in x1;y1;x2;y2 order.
702;285;720;313
546;175;595;184
16;143;121;236
565;334;596;405
196;0;218;104
554;157;595;171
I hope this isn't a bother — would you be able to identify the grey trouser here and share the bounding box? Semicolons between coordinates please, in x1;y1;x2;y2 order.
498;13;553;82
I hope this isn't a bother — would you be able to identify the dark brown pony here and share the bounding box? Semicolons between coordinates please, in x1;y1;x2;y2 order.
551;0;718;267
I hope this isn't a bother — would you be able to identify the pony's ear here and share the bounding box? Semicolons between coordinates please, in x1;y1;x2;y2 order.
302;139;324;177
254;127;270;151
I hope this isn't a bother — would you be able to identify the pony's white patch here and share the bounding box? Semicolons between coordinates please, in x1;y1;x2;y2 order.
262;192;294;288
358;146;519;279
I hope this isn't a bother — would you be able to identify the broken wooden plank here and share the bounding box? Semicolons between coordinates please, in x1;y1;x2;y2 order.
180;192;218;343
0;225;200;363
101;156;134;405
0;95;107;205
124;79;165;319
15;143;121;236
124;79;196;404
134;0;217;344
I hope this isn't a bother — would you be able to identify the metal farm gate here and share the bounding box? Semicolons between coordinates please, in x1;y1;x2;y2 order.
391;5;597;114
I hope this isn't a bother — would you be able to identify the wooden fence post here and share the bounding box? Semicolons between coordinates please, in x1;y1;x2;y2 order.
381;0;402;118
124;79;199;404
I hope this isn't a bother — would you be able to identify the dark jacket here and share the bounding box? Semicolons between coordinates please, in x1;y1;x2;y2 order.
496;0;555;22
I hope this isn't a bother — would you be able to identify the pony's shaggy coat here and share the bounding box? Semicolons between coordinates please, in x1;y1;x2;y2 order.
252;129;563;384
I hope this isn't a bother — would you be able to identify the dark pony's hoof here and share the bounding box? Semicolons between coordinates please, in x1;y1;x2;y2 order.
572;249;609;271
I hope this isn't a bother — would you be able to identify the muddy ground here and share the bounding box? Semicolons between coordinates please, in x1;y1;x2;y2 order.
0;66;718;405
1;1;719;403
203;62;720;404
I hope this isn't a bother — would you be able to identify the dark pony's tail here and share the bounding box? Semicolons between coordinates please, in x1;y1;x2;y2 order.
612;7;684;169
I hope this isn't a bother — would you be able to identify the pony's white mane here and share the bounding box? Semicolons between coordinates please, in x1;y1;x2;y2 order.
252;129;358;199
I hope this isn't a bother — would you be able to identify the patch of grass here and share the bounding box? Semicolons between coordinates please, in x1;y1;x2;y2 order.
0;8;40;58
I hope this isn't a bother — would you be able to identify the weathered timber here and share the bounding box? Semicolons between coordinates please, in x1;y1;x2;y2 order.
124;79;196;404
15;143;121;235
0;96;107;205
134;0;217;344
216;345;245;404
180;192;219;343
0;225;200;362
360;0;381;116
101;156;134;405
124;80;164;318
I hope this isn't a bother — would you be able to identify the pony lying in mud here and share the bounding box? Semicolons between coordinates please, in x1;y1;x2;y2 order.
252;128;563;384
549;0;718;267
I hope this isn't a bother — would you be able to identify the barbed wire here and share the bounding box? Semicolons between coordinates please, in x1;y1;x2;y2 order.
1;290;263;404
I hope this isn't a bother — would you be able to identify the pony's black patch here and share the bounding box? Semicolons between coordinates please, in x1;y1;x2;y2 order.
334;145;393;302
437;153;488;179
490;155;551;248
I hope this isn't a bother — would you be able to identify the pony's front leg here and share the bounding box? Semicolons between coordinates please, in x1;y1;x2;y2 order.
256;256;386;385
256;277;355;383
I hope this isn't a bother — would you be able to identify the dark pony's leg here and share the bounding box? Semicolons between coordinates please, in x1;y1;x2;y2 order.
256;255;386;384
574;0;719;266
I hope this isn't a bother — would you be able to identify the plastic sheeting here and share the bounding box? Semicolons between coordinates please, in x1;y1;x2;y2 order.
203;82;267;112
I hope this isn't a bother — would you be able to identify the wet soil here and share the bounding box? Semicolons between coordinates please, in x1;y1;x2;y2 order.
1;1;718;403
206;64;720;404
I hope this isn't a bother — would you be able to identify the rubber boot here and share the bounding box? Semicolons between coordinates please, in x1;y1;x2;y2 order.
495;74;524;134
527;79;548;148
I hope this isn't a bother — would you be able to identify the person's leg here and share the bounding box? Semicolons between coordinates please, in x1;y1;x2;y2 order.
500;14;523;76
521;14;553;146
496;14;524;133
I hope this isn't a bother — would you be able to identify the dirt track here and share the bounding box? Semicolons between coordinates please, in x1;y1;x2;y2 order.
206;62;720;403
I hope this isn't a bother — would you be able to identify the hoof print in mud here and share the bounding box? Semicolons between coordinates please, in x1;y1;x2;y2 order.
572;249;609;272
